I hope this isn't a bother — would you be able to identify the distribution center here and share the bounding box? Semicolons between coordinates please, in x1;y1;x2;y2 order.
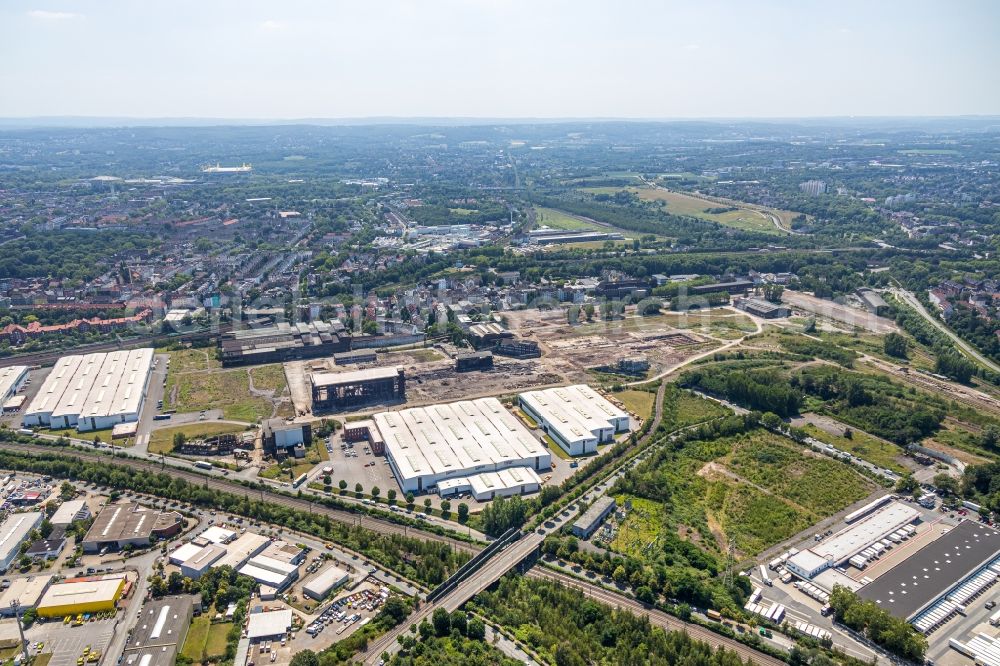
519;384;631;456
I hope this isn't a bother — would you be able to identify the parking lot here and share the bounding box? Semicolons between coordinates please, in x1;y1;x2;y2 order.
295;581;389;653
28;616;117;666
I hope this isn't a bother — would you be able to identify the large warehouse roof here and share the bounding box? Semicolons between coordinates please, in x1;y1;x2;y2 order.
50;499;89;526
24;355;84;419
24;349;153;427
858;520;1000;619
0;574;52;609
37;576;125;612
213;532;269;570
520;384;628;444
83;502;174;544
374;396;547;482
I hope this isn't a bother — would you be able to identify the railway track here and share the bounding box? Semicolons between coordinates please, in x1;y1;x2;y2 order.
530;568;786;666
0;441;480;555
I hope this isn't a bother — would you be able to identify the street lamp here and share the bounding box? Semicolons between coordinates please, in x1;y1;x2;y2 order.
10;599;28;666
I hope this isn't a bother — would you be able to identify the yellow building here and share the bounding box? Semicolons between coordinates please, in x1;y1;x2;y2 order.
36;576;125;617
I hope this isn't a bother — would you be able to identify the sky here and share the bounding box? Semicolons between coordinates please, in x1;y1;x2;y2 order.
1;0;998;120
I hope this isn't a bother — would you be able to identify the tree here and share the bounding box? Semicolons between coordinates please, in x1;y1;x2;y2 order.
432;607;451;637
371;486;380;501
457;503;469;523
933;473;959;497
405;492;415;509
423;498;433;515
338;479;347;494
896;474;920;497
440;500;451;517
467;616;486;641
289;650;319;666
355;482;363;498
173;432;187;449
450;610;467;636
381;596;409;626
884;333;909;359
59;481;76;501
583;303;595;322
387;489;397;506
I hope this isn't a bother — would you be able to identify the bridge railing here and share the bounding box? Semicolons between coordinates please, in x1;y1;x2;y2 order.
426;526;521;602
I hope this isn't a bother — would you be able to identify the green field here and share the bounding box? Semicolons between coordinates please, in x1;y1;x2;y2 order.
534;206;603;231
614;389;656;420
165;366;276;422
181;615;232;663
148;422;250;455
612;428;874;558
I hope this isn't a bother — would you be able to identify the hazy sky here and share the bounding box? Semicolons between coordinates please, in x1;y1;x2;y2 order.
2;0;998;119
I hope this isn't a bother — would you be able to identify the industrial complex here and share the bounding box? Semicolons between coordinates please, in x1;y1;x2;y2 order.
82;502;184;553
22;348;154;432
368;396;550;496
310;366;406;412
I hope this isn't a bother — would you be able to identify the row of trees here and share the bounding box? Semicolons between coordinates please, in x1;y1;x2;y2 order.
827;586;927;661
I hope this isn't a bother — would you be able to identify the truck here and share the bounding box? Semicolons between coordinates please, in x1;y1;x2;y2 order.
293;473;309;488
193;460;213;470
991;609;1000;626
17;428;33;436
759;564;772;586
706;609;722;622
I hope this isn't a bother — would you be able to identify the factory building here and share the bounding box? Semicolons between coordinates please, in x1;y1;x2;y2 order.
456;351;494;372
303;565;351;600
179;544;227;580
122;595;194;666
169;542;204;566
82;502;183;553
219;320;349;367
374;397;551;494
311;367;405;412
334;349;377;365
50;499;92;527
786;502;919;580
22;349;154;432
36;576;126;617
572;497;617;539
437;467;542;501
344;420;385;455
734;297;791;319
519;385;630;456
858;521;1000;633
0;511;44;572
494;338;541;359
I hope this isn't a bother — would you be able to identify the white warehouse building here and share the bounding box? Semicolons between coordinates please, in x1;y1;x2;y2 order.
519;385;630;456
373;396;551;494
0;366;29;405
22;349;154;432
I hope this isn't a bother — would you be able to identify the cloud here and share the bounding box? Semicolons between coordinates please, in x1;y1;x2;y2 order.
259;20;286;31
27;10;81;20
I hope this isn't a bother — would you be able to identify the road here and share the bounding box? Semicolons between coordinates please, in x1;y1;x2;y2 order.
888;287;1000;374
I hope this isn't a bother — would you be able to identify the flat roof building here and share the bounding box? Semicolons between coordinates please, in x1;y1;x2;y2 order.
246;609;293;641
198;526;237;545
121;595;194;666
0;366;28;404
238;554;299;592
0;511;44;571
0;574;53;615
169;542;203;566
572;497;617;539
82;503;184;553
50;499;91;527
180;544;227;580
22;349;154;432
786;502;920;580
519;385;630;456
438;467;543;502
374;396;551;494
212;532;269;571
303;565;351;600
36;576;125;617
734;297;791;319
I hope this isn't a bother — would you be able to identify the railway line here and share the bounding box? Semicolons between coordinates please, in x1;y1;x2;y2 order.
0;440;480;555
530;567;786;666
